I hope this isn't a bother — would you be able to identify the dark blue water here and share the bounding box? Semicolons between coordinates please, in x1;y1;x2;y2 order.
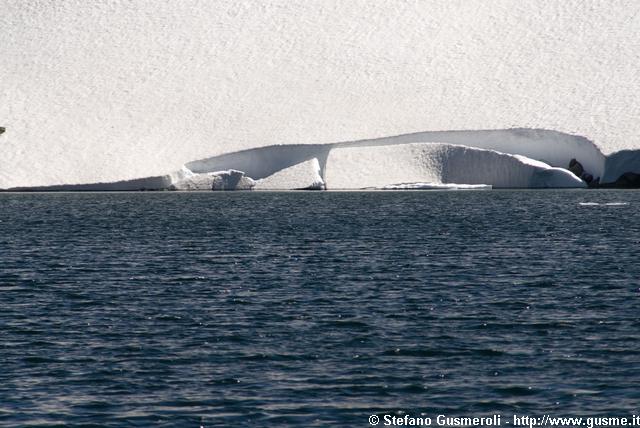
1;191;639;427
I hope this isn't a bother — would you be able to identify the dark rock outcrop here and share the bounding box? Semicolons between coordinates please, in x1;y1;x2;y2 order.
0;127;5;135
568;158;584;177
568;158;596;184
599;172;640;188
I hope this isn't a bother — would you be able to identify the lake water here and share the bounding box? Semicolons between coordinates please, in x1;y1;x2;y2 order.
1;190;639;427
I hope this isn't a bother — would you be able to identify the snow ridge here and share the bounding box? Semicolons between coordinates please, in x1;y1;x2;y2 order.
325;142;585;189
10;128;630;191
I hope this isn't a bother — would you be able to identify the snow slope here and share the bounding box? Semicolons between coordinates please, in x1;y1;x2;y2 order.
325;143;584;189
1;1;640;188
254;158;324;190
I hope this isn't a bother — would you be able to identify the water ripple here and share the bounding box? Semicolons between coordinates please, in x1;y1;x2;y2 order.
1;190;639;426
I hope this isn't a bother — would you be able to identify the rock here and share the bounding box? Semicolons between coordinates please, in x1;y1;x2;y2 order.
597;171;640;188
602;172;640;188
0;127;5;135
568;158;584;177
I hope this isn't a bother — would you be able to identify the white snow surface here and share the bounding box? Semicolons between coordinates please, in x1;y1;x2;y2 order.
170;168;254;191
169;167;217;191
378;183;492;191
325;143;585;189
2;1;640;188
254;158;324;190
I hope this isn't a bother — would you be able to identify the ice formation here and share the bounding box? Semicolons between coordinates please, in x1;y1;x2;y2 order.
5;131;636;191
579;202;629;207
325;143;585;189
378;183;492;191
170;168;254;191
1;2;639;189
254;158;325;190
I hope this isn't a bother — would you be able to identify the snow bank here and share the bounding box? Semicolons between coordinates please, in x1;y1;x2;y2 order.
254;158;324;190
168;167;216;191
6;176;171;192
182;129;605;181
170;168;254;191
7;132;602;191
325;143;585;189
210;171;255;191
378;183;492;190
186;145;331;181
336;129;606;180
